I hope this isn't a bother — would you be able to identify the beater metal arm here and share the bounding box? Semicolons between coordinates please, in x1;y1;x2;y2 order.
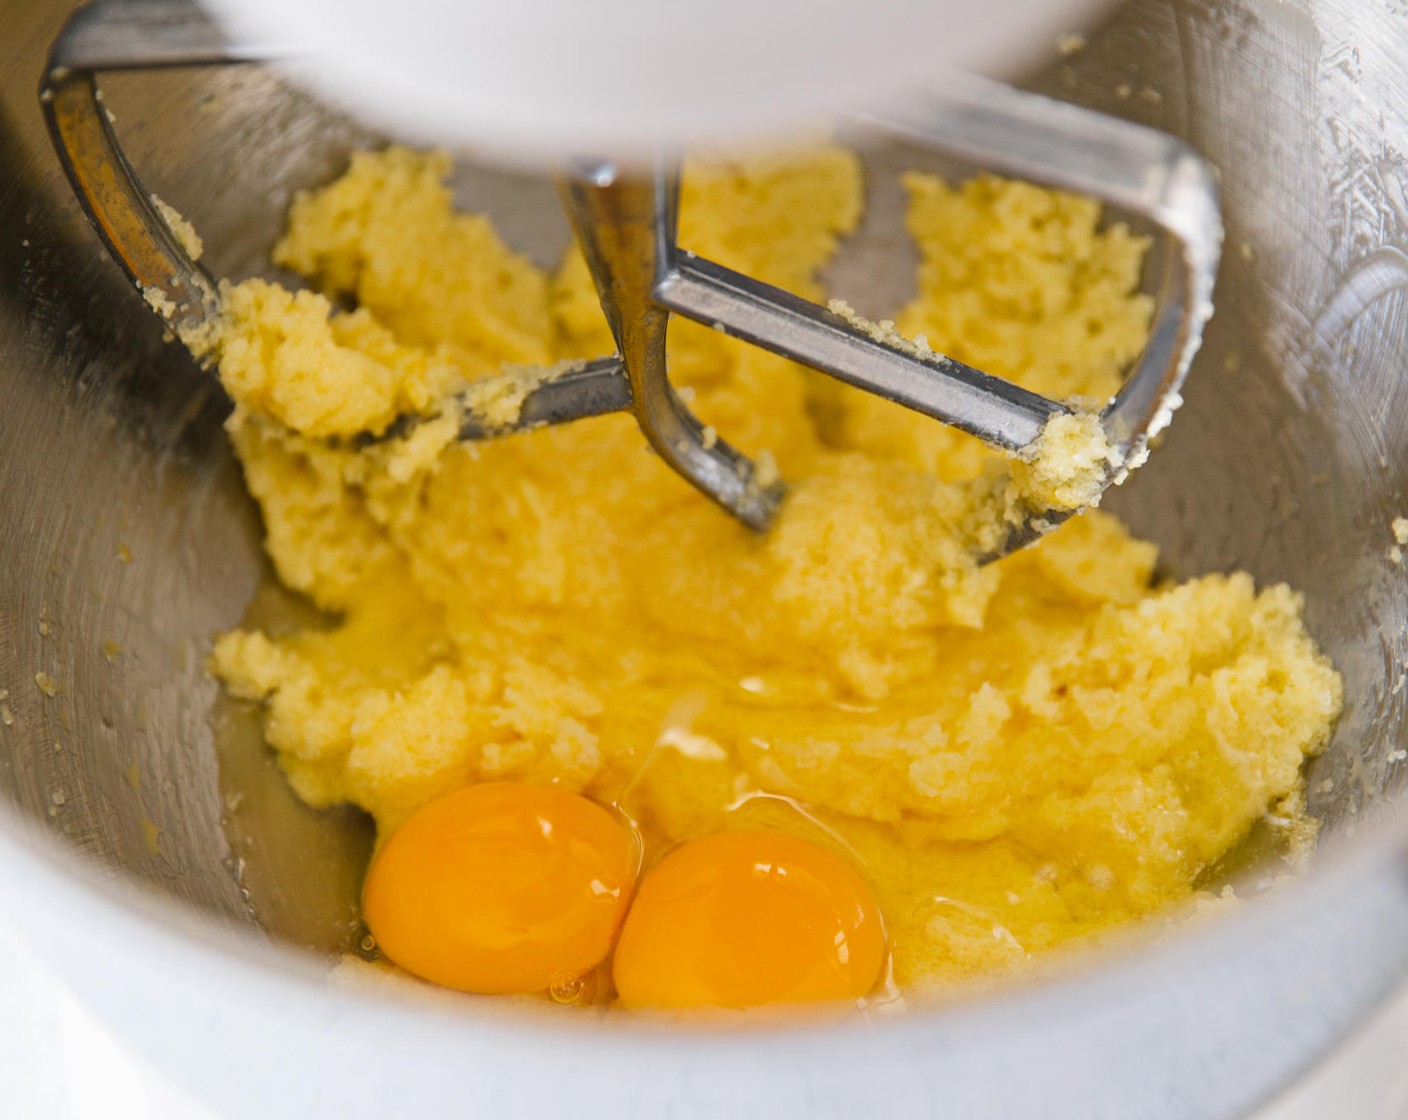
561;165;782;529
656;255;1064;452
559;158;1071;527
40;0;240;336
41;0;1222;557
40;0;633;448
863;81;1223;473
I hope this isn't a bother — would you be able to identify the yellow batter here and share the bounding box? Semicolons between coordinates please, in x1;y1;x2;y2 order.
206;146;1342;996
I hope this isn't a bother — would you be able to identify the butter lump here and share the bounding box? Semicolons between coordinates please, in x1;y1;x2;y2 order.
207;146;1341;997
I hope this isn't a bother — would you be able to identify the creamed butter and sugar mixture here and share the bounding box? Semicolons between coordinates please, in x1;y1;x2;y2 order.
204;146;1341;996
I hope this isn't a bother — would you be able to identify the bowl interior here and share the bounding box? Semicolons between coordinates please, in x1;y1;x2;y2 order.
2;0;1407;975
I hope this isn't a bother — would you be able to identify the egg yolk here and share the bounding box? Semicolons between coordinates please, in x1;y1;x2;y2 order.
611;829;887;1010
362;782;637;994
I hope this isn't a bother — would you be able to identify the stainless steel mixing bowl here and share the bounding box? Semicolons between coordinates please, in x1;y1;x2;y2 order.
4;0;1408;1116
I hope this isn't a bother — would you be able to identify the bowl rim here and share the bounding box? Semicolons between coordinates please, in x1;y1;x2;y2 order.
2;764;1406;1063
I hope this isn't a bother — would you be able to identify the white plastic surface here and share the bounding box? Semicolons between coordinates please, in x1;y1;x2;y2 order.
1;902;1403;1120
199;0;1111;161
